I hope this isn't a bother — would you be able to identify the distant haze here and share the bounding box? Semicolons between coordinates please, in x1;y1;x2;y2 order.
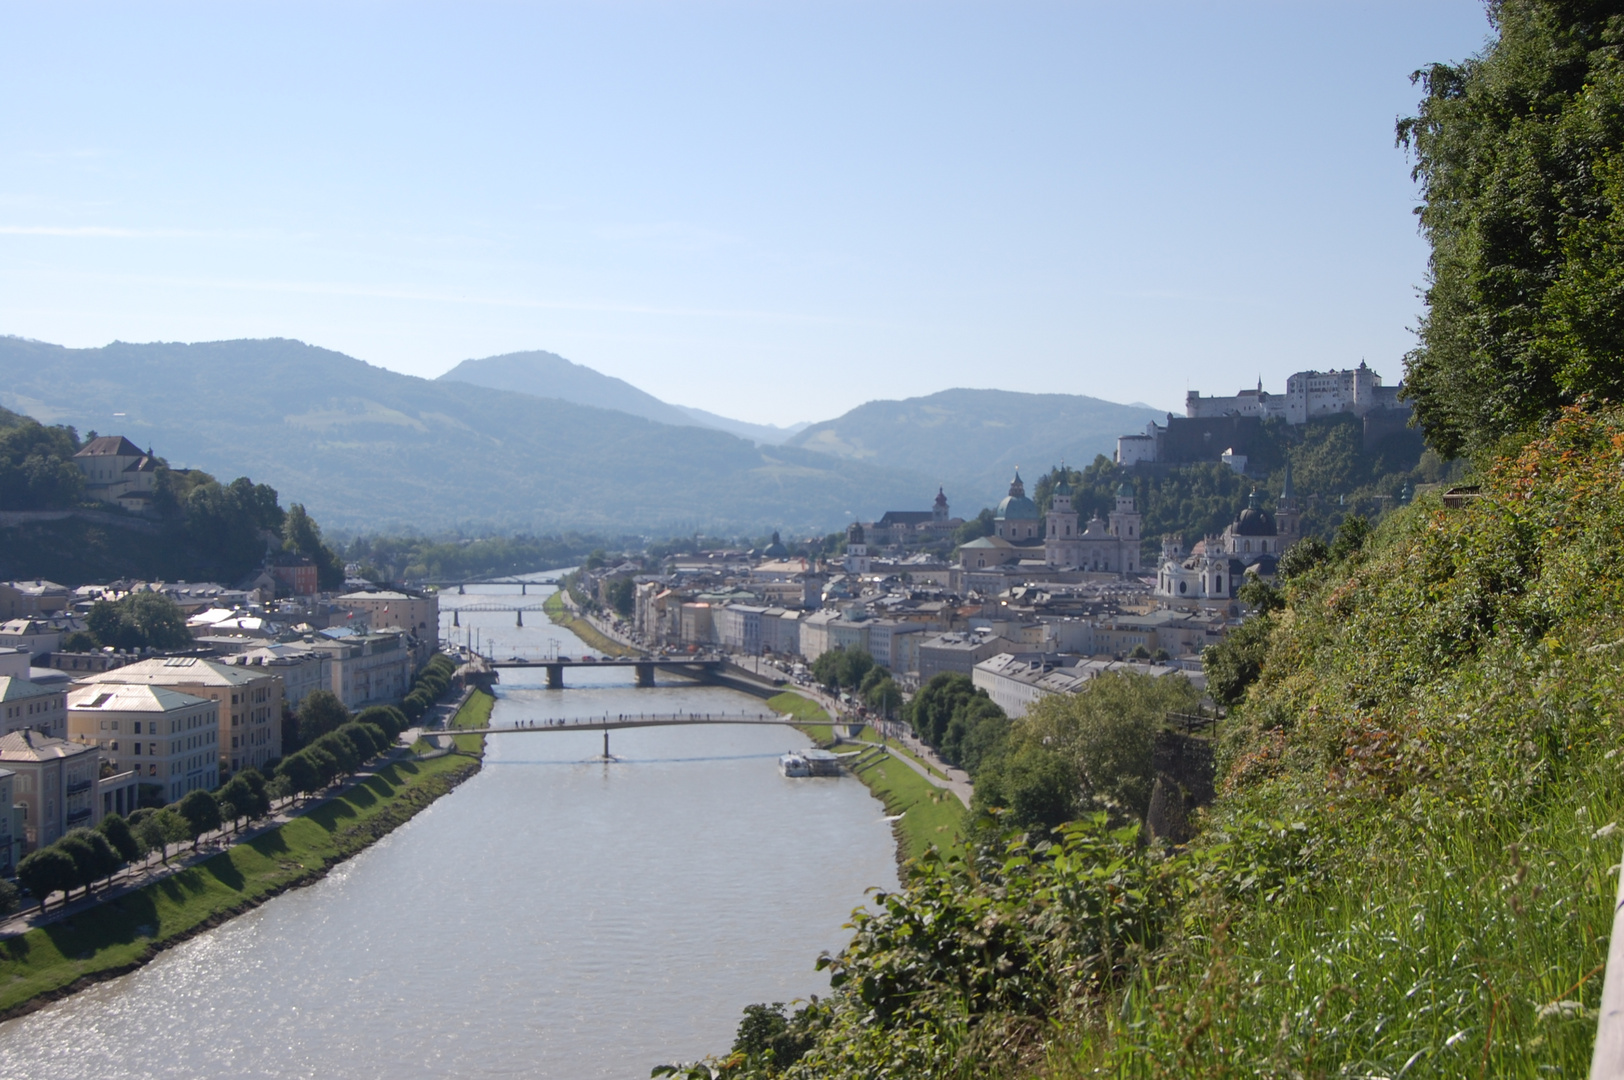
0;335;1163;535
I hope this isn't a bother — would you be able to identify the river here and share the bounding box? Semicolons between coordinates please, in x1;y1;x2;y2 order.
0;581;899;1079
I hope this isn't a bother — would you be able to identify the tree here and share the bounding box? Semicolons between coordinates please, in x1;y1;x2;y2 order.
97;812;145;863
357;705;405;740
314;732;360;775
85;592;192;651
282;502;345;590
57;829;123;896
218;774;259;831
975;672;1199;826
135;807;189;864
275;751;324;800
907;673;983;748
16;847;77;912
0;878;18;917
176;789;222;849
1398;0;1624;457
296;690;351;747
1204;615;1275;709
862;675;903;721
1277;535;1329;581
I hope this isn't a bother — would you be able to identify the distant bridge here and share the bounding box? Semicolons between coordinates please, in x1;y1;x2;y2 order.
473;652;726;688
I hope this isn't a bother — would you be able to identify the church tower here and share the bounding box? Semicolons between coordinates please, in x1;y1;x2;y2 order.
1046;472;1080;567
843;521;870;576
1107;481;1143;572
933;487;950;523
1275;460;1301;541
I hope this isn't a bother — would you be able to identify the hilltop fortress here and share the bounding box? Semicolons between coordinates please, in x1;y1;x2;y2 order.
1116;362;1412;469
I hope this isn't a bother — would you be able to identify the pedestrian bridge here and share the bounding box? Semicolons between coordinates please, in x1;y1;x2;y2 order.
436;710;813;759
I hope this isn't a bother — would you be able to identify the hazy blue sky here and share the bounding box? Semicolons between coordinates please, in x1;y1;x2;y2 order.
2;2;1491;424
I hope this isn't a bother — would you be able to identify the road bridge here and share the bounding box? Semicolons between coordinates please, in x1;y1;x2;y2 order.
478;653;726;688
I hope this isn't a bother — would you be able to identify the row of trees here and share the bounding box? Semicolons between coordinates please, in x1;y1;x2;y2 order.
401;653;456;721
273;711;404;800
808;648;902;719
13;770;274;913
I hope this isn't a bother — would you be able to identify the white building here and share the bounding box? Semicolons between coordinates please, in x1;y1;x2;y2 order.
68;683;220;803
0;730;100;849
306;631;414;710
76;656;284;774
0;676;67;739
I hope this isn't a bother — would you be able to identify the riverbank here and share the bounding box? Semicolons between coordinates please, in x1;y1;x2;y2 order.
0;691;493;1019
767;691;964;865
542;588;636;657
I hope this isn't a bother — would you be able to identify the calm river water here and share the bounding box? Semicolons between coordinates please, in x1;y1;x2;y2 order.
0;582;899;1079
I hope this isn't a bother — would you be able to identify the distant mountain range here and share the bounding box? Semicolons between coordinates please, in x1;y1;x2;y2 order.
0;335;1162;536
783;389;1163;498
438;351;810;445
0;337;919;536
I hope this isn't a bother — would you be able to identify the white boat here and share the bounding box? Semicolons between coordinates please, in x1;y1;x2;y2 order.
779;752;812;777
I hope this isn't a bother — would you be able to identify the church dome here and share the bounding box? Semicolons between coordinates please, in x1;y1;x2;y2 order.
763;531;789;558
1234;507;1275;536
996;470;1039;520
1054;474;1073;497
996;493;1039;520
1116;481;1134;498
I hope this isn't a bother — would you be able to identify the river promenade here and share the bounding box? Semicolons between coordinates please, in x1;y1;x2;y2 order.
0;689;482;945
555;582;975;808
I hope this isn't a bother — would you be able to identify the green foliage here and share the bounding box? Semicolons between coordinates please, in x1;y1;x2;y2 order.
16;847;77;911
134;808;188;863
1201;611;1273;709
904;674;1010;774
605;576;635;617
313;732;360;776
0;407;83;510
1275;534;1328;580
953;507;995;545
1399;0;1624;458
356;705;407;740
295;690;351;749
281;503;344;590
664;820;1174;1079
0;878;18;917
218;770;271;827
58;630;97;652
275;750;326;797
83;592;192;651
96;813;144;863
56;829;123;897
809;648;874;692
176;789;222;846
974;672;1199;827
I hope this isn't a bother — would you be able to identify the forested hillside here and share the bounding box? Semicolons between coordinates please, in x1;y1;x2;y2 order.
0;406;342;586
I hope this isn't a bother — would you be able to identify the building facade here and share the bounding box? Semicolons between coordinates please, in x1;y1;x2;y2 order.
0;676;67;738
0;730;99;850
77;656;284;774
68;683;220;803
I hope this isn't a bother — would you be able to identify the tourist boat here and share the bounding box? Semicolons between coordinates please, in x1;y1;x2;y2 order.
779;752;812;777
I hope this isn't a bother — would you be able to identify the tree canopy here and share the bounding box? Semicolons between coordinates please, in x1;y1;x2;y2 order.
1400;0;1624;458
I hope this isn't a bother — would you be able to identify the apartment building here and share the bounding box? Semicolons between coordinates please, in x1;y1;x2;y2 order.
68;683;220;803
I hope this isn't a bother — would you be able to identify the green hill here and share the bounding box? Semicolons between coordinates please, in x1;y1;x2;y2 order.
0;336;927;535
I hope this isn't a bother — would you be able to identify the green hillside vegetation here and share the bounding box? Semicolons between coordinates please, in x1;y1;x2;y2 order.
1015;413;1462;558
0;336;929;535
0;406;344;587
783;388;1162;504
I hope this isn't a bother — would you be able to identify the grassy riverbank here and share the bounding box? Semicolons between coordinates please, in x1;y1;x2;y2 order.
542;589;635;657
0;690;493;1018
768;691;964;863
